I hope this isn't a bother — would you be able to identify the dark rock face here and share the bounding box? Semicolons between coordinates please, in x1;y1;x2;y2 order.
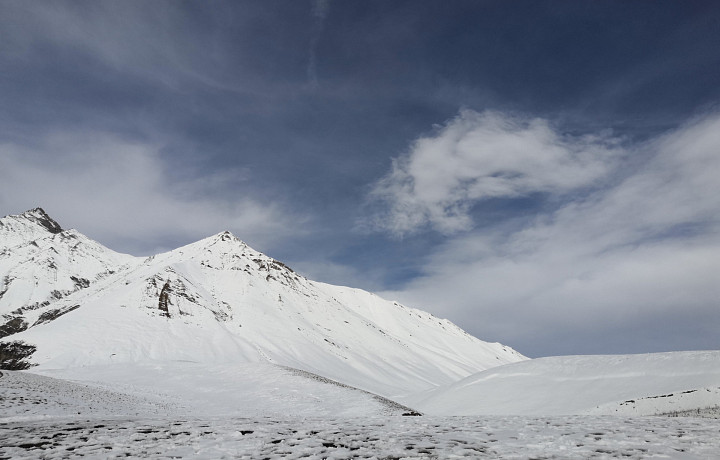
0;317;29;339
158;280;171;317
0;341;37;370
70;276;91;289
23;208;63;234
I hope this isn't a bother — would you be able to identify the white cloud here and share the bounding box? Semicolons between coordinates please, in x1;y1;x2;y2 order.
0;132;301;255
370;110;623;235
379;112;720;356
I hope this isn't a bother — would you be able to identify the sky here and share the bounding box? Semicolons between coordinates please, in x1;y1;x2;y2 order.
1;0;719;358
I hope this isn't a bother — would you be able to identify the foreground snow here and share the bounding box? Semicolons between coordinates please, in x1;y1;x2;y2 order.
3;414;720;459
1;364;414;420
3;365;720;459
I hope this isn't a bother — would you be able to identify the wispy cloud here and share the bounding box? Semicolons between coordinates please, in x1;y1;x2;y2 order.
0;131;302;255
376;112;720;356
369;110;623;235
0;1;291;97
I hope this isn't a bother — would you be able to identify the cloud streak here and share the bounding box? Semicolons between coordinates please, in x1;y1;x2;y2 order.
376;111;720;356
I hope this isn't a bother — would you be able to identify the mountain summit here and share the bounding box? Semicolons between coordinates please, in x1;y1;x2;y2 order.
21;207;63;234
0;207;64;251
0;208;525;398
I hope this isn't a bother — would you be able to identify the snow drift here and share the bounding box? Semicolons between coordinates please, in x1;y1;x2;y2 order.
409;350;720;416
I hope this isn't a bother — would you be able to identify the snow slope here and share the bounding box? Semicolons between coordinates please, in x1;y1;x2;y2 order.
0;208;525;400
1;362;414;421
409;350;720;416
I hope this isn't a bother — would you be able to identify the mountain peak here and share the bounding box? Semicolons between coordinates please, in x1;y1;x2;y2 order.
165;230;251;261
218;230;236;241
206;230;249;248
20;207;63;234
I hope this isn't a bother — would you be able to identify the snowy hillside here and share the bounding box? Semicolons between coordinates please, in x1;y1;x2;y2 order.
408;350;720;416
1;362;416;421
0;208;525;399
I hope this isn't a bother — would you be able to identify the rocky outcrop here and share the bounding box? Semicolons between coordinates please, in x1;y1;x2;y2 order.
158;280;171;318
0;340;36;370
22;207;63;234
0;317;28;339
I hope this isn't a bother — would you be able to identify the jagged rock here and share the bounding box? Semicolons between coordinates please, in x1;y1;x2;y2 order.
22;207;63;234
158;280;171;317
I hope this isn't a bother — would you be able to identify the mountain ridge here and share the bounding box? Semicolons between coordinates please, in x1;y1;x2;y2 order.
0;208;526;398
2;208;63;237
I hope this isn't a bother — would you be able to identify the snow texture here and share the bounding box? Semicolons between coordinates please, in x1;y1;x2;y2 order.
0;364;414;421
3;414;720;459
410;351;720;416
3;365;720;459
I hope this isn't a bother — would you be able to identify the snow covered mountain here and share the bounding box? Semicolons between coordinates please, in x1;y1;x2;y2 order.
0;208;525;399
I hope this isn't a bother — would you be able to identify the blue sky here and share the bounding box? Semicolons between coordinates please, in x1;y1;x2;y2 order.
1;1;719;357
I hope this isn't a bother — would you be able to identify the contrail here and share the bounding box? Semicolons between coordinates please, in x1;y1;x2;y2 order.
313;0;330;20
308;0;331;89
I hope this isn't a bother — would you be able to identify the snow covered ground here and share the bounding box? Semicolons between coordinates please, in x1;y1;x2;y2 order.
3;412;720;459
1;363;414;421
3;365;720;459
410;351;720;417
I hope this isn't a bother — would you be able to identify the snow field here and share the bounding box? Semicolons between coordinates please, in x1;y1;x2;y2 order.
0;369;178;420
2;415;720;459
2;362;414;421
3;366;720;459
